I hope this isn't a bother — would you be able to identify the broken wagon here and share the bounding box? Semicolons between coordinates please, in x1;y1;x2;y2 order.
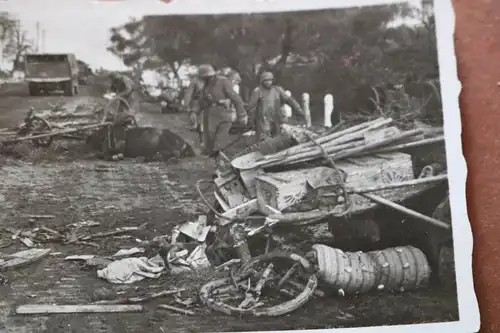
197;117;452;316
0;94;137;155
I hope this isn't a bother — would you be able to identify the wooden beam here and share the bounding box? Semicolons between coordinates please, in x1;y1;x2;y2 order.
16;304;143;314
360;193;450;230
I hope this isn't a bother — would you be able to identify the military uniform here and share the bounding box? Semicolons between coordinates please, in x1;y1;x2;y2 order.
198;65;247;156
183;76;205;130
247;72;304;142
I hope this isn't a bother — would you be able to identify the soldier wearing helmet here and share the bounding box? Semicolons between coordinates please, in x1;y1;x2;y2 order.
197;64;247;156
247;71;305;142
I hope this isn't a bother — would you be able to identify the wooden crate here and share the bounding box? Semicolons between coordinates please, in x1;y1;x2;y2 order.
255;152;415;214
337;152;414;212
255;167;344;211
239;168;265;198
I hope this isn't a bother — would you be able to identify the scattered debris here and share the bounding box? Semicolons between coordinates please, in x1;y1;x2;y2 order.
70;220;101;228
92;288;186;305
64;255;96;261
177;215;211;243
97;257;164;284
0;248;51;270
26;215;55;220
113;247;146;258
158;304;195;316
20;237;35;248
15;304;143;314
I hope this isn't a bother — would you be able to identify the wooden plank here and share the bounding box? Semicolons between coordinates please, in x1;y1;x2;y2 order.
158;304;195;315
360;193;450;230
0;248;52;270
217;199;258;226
363;126;401;144
16;304;143;314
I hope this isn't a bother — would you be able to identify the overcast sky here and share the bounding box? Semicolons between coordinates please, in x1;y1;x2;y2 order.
1;0;422;71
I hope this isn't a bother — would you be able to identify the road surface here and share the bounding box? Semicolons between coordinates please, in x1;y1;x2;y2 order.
0;83;459;332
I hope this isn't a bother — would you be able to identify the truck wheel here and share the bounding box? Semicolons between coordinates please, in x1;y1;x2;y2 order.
64;81;75;96
28;83;39;96
74;85;79;95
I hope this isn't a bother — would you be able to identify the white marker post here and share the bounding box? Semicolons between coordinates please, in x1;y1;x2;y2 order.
302;92;312;128
283;90;292;118
324;94;334;127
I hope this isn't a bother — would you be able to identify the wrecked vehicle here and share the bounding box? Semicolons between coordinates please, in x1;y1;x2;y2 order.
193;117;451;316
0;95;194;162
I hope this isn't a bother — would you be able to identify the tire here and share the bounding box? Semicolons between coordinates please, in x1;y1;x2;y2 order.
74;85;79;95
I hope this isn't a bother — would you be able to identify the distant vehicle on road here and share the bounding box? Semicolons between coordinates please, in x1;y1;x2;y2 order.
77;60;93;85
24;53;80;96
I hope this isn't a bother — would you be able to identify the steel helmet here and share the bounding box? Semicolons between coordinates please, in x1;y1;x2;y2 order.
229;71;242;84
260;71;274;82
198;64;216;78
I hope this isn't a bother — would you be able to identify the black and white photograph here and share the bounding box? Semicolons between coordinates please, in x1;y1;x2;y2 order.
0;0;478;332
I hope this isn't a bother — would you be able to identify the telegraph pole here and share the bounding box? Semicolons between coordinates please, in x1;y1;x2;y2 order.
42;29;46;52
35;21;40;52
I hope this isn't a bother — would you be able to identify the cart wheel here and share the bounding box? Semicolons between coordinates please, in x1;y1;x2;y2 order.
28;116;53;147
101;96;132;124
200;251;318;317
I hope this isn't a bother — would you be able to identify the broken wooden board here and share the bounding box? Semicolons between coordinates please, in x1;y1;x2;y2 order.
214;170;250;208
255;167;344;211
217;199;258;226
0;248;51;270
16;304;143;314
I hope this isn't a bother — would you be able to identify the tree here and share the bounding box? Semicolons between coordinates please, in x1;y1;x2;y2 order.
0;12;16;41
3;24;33;72
107;3;438;118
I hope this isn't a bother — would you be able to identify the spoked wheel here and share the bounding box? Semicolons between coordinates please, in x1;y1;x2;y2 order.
199;251;318;317
26;116;53;147
100;96;133;124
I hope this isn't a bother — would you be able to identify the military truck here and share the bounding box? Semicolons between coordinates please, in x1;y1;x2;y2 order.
77;60;93;85
24;53;79;96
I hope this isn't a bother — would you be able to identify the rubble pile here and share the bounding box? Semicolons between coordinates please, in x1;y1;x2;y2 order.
0;117;451;319
186;116;450;316
209;117;446;231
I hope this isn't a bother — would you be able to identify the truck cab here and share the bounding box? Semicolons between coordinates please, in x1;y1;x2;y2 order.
24;53;79;96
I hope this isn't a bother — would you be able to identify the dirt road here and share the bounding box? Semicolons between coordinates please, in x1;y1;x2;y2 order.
0;84;459;332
